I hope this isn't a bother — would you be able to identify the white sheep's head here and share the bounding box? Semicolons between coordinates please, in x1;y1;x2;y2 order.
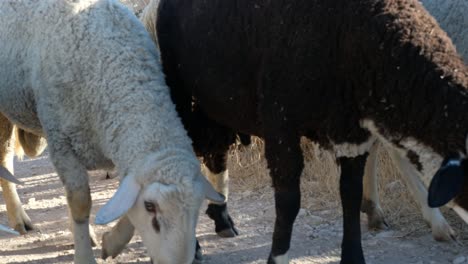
95;155;224;264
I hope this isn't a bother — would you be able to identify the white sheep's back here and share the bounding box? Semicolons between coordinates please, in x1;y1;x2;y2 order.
0;0;191;172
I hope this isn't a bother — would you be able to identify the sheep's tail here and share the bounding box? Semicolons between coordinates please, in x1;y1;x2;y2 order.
140;0;160;45
14;127;47;159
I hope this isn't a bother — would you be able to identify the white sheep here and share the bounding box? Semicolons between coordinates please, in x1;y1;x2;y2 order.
363;0;468;241
0;0;223;263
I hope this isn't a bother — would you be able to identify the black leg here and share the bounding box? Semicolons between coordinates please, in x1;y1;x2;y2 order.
338;155;368;264
204;151;239;237
206;203;239;237
193;239;203;263
264;134;303;263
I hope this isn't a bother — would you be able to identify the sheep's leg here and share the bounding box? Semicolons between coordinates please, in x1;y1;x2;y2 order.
338;154;367;264
203;152;238;238
68;208;98;247
388;148;455;241
361;141;388;230
49;145;96;264
265;134;303;264
101;215;135;259
0;178;34;234
0;116;34;234
186;106;238;239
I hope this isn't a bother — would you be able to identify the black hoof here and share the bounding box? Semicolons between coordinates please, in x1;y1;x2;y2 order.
217;227;239;238
206;203;239;237
193;240;203;264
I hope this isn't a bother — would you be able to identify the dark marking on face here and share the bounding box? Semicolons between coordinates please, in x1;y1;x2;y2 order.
406;150;422;171
144;201;161;233
152;217;161;232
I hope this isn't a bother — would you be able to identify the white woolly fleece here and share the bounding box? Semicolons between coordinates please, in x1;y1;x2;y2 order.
0;0;194;179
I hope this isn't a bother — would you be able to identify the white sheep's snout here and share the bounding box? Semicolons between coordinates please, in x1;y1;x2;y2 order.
126;182;202;264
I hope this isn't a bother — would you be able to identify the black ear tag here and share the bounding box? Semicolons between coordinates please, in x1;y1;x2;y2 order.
428;159;464;208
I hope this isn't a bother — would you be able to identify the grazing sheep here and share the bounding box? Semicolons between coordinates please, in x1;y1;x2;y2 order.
139;0;468;246
103;0;468;263
145;0;468;245
147;0;468;263
362;0;468;242
0;0;223;263
97;0;468;263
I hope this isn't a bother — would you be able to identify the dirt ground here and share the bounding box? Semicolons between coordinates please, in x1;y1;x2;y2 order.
0;152;467;264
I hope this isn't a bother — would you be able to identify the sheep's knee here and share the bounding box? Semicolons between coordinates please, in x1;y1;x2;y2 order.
67;189;92;222
66;189;96;263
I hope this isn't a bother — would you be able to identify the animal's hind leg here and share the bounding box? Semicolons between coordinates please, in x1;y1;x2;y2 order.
0;115;34;234
339;155;367;264
361;141;388;230
265;133;303;264
203;151;239;238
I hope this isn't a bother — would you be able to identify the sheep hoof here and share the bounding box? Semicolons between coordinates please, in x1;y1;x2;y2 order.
12;212;36;235
367;212;389;230
13;223;35;235
101;248;109;260
217;227;239;238
432;221;457;242
206;203;239;237
361;199;388;230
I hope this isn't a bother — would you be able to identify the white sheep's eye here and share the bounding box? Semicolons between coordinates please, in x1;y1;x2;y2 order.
144;201;156;213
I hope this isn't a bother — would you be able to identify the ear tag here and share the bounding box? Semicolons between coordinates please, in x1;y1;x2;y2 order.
428;159;464;208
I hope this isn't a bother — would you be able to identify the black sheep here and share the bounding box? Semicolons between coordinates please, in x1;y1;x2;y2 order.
126;0;468;263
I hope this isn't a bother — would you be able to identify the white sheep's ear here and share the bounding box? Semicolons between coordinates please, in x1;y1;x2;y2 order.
199;174;226;204
95;175;141;225
0;166;22;185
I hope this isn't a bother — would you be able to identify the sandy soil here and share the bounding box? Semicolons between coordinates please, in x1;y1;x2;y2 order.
1;153;467;264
